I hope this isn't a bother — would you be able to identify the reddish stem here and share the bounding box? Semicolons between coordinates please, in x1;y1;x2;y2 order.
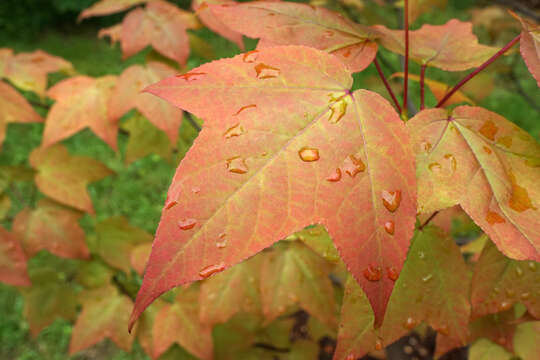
419;211;439;230
403;0;410;117
420;64;427;110
374;58;402;113
436;34;521;108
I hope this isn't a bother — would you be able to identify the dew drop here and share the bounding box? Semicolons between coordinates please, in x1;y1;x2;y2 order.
254;63;280;79
326;168;342;182
216;236;227;249
384;220;395;235
505;288;515;297
404;317;416;330
324;30;334;37
177;71;207;81
499;301;512;311
165;200;177;210
486;211;505;224
528;262;537;271
226;156;248;174
420;141;432;152
298;147;320;162
428;162;442;173
327;100;348;124
382;190;401;212
479;120;498;141
224;123;245;138
199;263;225;278
342;48;352;58
438;325;450;336
233;104;257;116
520;292;530;300
242;50;259;63
422;274;433;282
363;265;382;282
493;286;500;294
192;187;201;194
387;266;399;281
178;218;197;230
515;266;523;277
345;354;355;360
483;146;492;154
418;251;426;259
443;154;457;172
343;155;365;177
375;339;383;351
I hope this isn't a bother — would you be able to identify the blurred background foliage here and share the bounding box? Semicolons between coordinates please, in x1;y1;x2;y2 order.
0;0;539;359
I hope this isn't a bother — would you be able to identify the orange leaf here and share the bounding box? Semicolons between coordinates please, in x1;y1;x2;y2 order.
408;106;540;261
375;19;499;71
193;0;244;50
109;62;183;143
29;144;113;214
12;199;89;259
510;12;540;88
0;81;42;148
209;2;379;72
0;226;31;287
43;75;118;149
130;46;417;329
78;0;150;20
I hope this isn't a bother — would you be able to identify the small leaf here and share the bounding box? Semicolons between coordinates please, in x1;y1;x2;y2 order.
375;20;499;71
260;242;337;327
471;240;540;319
130;46;417;329
43;75;118;149
0;226;31;287
408;106;540;261
468;339;514;360
29;144;113;214
510;12;540;87
69;285;136;354
199;254;262;325
513;321;540;359
0;81;42;148
122;113;172;164
110;62;183;144
209;2;378;72
152;286;213;360
93;216;153;273
78;0;150;20
12;199;89;259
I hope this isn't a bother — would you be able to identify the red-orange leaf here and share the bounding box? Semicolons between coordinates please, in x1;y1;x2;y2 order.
69;285;136;354
0;81;42;148
12;199;89;259
116;1;191;65
471;240;540;319
375;20;499;71
0;226;30;287
29;144;113;214
408;106;540;261
109;62;183;143
193;0;244;50
0;48;73;96
79;0;150;20
511;12;540;87
43;75;118;149
130;46;416;329
209;2;379;72
152;286;213;360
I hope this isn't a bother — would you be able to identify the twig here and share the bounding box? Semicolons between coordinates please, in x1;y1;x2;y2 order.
28;99;51;110
437;34;521;108
185;112;201;132
420;64;427;110
419;211;439;230
403;0;410;118
491;0;540;23
374;58;402;113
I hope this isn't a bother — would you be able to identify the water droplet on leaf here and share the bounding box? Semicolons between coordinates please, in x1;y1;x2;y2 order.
375;339;383;351
343;155;365;177
199;263;226;278
233;104;257;116
254;63;280;79
363;265;382;282
298;147;320;162
178;218;197;230
192;187;201;194
404;317;416;329
327;99;348;124
382;190;401;212
520;292;530;300
326;168;342;182
384;221;395;235
242;50;259;63
226;156;248;174
177;72;207;81
387;266;399;281
422;274;433;282
224;123;245;138
420;141;432;152
418;251;426;259
499;301;512;311
515;266;523;277
528;262;537;271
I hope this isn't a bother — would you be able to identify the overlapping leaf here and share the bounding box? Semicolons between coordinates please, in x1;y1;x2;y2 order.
12;199;89;259
131;242;152;276
0;49;73;95
152;286;213;360
109;62;183;143
511;12;540;87
0;81;42;148
29;144;113;214
92;216;153;273
78;0;150;20
122;114;172;164
408;106;540;261
102;1;194;65
375;20;499;71
0;226;31;287
69;285;136;354
406;0;447;24
43;75;118;149
193;0;244;50
209;2;379;72
514;321;540;359
130;46;417;329
468;339;514;360
391;72;474;106
334;226;470;358
199;253;262;325
471;240;540;319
